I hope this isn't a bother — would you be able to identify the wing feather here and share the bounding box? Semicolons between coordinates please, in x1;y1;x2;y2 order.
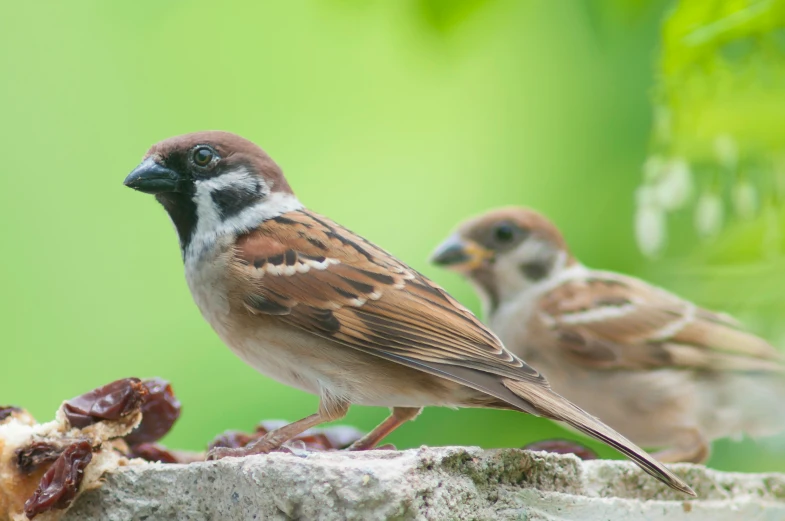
236;211;545;384
537;272;784;372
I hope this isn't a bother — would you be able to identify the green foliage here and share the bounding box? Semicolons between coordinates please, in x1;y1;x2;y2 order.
659;0;785;154
638;0;785;322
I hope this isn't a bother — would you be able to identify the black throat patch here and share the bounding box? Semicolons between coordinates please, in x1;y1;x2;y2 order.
155;192;198;254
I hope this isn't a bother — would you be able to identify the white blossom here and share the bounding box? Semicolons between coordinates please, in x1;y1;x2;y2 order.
635;186;667;258
763;201;782;260
653;106;671;143
714;134;738;171
694;191;724;239
731;178;758;220
643;155;665;183
653;158;693;211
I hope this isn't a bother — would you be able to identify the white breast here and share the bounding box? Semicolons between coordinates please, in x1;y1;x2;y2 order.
489;263;590;359
184;237;234;321
183;241;324;396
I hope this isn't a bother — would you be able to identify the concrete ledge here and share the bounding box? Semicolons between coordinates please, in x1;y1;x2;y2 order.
63;446;785;520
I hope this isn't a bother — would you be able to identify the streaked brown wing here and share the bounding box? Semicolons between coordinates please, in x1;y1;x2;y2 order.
233;209;547;385
537;272;783;372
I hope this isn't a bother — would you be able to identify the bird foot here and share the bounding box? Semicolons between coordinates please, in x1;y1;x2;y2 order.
206;433;283;460
346;442;396;451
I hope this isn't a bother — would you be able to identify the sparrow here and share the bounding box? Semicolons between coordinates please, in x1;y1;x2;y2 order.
431;206;785;464
123;131;692;495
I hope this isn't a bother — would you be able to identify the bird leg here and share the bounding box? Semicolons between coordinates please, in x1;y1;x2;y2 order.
347;407;422;451
207;399;349;460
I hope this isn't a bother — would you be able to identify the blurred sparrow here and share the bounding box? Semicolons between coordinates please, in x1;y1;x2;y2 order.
124;132;692;494
432;206;785;463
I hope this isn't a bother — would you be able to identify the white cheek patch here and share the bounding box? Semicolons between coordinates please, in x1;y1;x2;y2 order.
198;168;263;193
185;167;304;264
192;168;263;237
492;239;559;300
511;238;553;265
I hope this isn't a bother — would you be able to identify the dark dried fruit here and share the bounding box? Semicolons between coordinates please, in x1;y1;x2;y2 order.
63;378;147;429
0;405;21;422
128;443;180;464
208;430;255;451
215;421;368;453
321;425;364;449
16;442;66;474
24;440;93;519
289;432;333;451
124;378;181;445
255;419;289;434
523;439;598;460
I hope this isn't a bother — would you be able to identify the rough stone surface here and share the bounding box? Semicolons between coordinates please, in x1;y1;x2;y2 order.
63;446;785;520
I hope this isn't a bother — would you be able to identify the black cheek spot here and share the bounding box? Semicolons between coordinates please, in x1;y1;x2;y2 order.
520;261;551;281
211;186;264;219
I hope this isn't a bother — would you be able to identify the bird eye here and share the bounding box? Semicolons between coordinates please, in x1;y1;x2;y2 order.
192;146;214;167
494;223;516;243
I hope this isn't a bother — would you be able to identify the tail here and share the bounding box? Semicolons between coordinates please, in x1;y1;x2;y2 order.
503;378;696;497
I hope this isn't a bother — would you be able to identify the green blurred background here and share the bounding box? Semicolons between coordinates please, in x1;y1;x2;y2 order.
1;0;783;473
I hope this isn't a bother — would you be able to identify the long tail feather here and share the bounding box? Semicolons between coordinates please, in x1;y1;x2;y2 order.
503;378;696;496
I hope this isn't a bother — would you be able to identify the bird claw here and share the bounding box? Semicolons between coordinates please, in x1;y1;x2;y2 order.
345;442;396;452
206;434;282;460
206;446;244;461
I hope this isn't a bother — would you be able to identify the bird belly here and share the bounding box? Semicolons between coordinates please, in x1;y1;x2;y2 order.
217;321;469;408
187;277;465;405
184;246;321;395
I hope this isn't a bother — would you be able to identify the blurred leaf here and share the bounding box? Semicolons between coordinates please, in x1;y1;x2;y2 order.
580;0;671;44
637;0;785;278
413;0;497;32
658;0;785;155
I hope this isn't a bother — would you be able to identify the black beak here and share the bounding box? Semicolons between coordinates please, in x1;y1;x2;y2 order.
124;158;181;194
431;241;471;266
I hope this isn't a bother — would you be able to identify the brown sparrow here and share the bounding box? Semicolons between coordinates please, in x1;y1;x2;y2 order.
432;206;785;464
123;132;692;495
